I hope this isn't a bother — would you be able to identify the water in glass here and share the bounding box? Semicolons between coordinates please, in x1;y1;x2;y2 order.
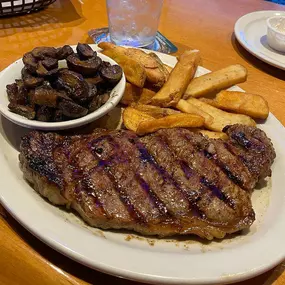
106;0;163;47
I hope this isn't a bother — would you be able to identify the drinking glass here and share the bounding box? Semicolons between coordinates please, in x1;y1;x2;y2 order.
106;0;163;47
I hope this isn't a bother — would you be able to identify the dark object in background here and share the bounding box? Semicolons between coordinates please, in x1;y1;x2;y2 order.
0;0;56;17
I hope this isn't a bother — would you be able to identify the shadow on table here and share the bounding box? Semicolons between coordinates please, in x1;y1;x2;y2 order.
231;33;285;81
0;0;84;38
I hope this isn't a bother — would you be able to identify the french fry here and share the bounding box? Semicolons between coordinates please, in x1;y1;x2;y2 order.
187;98;256;132
131;103;180;118
145;67;167;87
193;129;228;140
121;83;141;105
99;42;166;86
149;52;170;81
138;88;156;104
214;91;269;119
123;107;154;132
99;42;159;68
163;64;173;74
136;113;204;135
151;50;201;107
176;99;213;125
184;64;247;99
101;49;146;88
199;98;221;108
125;48;159;69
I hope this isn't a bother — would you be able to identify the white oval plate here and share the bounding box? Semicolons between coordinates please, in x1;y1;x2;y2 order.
235;10;285;70
0;45;285;285
0;47;126;130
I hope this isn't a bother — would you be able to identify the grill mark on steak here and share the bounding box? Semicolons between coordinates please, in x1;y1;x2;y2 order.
140;134;205;218
89;133;168;224
203;148;245;189
161;129;234;206
158;129;248;210
135;174;169;215
133;139;196;217
223;125;276;181
89;134;146;223
121;137;192;220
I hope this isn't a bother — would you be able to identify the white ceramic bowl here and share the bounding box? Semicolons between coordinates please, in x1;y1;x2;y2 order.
0;52;126;130
267;16;285;52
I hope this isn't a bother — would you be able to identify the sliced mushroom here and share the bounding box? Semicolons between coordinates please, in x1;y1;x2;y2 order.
88;95;101;113
36;105;54;122
27;89;36;107
58;99;88;118
6;83;27;105
34;86;58;107
76;43;96;59
85;75;103;85
23;52;38;73
8;103;35;119
31;47;57;59
36;62;49;77
53;109;64;122
56;45;74;60
21;67;44;88
42;58;58;70
101;92;110;104
66;53;102;76
55;69;90;104
100;64;123;84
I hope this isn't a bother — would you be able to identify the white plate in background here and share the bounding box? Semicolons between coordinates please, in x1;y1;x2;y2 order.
235;10;285;70
0;46;285;284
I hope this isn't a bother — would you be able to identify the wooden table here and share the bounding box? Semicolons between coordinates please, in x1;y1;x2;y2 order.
0;0;285;284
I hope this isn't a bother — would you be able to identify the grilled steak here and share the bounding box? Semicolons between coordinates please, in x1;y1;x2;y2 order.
19;125;275;240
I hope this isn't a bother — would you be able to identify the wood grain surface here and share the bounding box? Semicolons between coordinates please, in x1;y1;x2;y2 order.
0;0;285;284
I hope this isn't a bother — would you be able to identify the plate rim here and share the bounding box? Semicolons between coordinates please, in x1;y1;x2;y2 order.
234;10;285;70
0;45;285;285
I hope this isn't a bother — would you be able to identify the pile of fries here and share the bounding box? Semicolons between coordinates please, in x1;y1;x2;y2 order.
99;42;269;138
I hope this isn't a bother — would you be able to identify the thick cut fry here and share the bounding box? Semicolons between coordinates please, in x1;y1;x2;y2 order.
187;98;256;132
145;67;167;87
176;99;213;125
121;83;156;105
131;103;180;118
199;98;221;108
163;64;173;74
121;83;141;105
123;107;154;132
98;42;117;50
102;49;146;87
194;129;228;140
214;91;269;119
136;113;204;135
149;52;170;80
99;42;166;86
138;88;156;104
99;42;158;68
184;64;247;99
151;50;201;107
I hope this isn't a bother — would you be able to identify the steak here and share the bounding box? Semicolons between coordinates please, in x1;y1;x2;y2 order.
19;125;275;240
